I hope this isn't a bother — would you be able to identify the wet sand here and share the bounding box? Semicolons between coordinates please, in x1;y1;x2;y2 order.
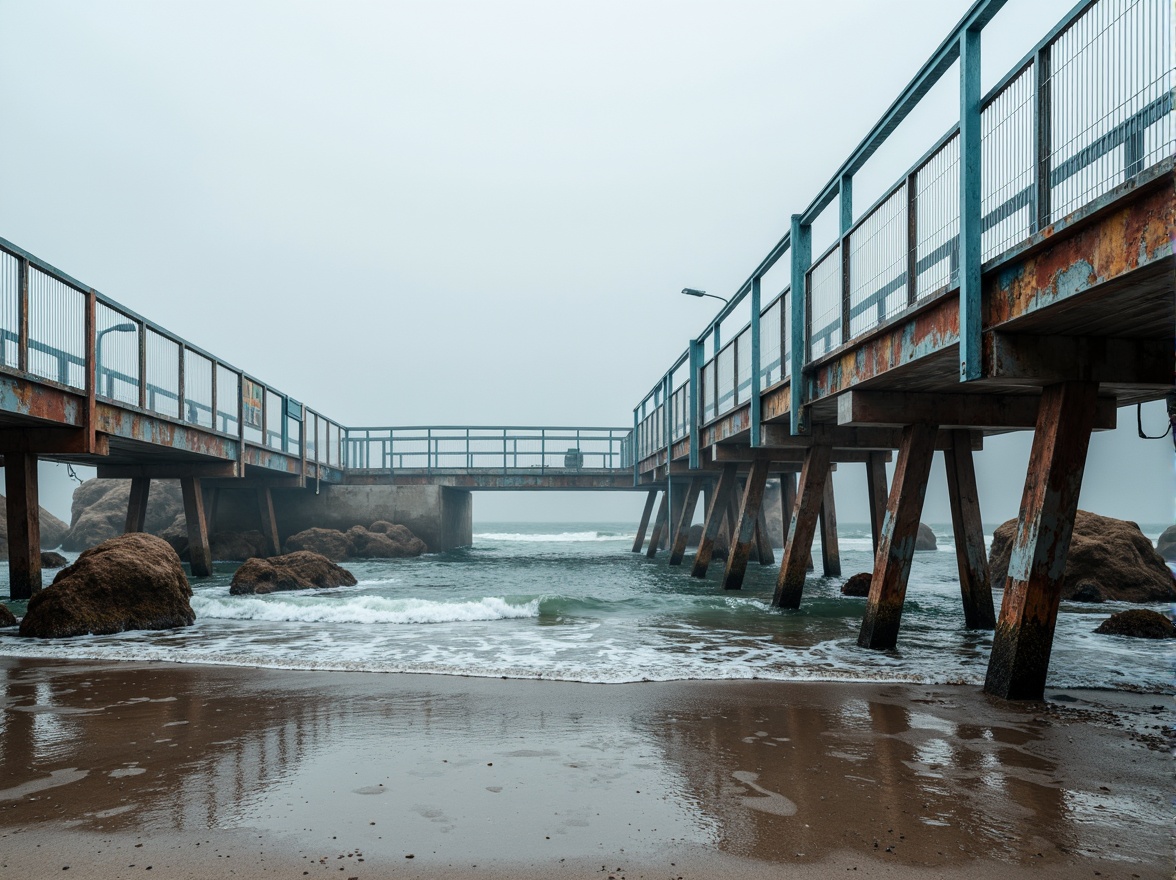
0;657;1168;879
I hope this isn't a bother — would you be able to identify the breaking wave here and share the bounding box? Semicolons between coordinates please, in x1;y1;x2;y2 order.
191;594;540;625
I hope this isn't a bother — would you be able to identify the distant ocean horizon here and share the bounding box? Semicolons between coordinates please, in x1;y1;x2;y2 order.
0;521;1171;692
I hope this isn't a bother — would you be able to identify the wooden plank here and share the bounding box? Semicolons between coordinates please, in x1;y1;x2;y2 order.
818;469;841;577
857;423;938;649
692;464;738;578
97;461;237;480
181;476;213;577
721;459;771;590
256;487;281;557
984;382;1098;700
865;452;888;556
4;452;41;600
645;490;670;559
838;389;1116;430
631;489;658;552
125;477;151;533
943;430;995;629
669;478;705;566
772;445;832;608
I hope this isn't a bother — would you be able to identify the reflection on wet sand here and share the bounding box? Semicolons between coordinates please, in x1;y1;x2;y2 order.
0;658;1166;877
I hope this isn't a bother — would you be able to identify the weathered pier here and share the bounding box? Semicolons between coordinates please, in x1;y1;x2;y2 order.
629;0;1174;700
0;0;1170;703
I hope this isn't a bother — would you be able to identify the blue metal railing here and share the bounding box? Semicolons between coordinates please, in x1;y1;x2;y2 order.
632;0;1175;466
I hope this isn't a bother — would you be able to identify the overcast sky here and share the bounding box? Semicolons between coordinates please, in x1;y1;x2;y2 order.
2;0;1172;527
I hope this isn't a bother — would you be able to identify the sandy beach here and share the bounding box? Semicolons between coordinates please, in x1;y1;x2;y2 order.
0;657;1168;879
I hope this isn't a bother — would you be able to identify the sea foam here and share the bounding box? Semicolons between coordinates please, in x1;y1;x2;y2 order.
191;594;540;625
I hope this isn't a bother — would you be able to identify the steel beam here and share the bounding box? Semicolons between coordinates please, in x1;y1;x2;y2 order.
5;452;41;600
944;430;995;629
772;445;831;608
837;390;1116;431
857;423;939;649
985;381;1099;700
721;459;771;590
692;463;738;578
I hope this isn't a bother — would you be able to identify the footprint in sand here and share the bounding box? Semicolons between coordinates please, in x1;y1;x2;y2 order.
732;770;797;816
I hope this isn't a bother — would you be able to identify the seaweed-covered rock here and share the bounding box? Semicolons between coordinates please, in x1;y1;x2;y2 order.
282;527;354;562
841;572;873;597
0;604;15;626
989;510;1176;603
19;534;193;638
39;551;68;569
915;523;937;551
229;551;357;595
1094;609;1176;639
1156;525;1176;562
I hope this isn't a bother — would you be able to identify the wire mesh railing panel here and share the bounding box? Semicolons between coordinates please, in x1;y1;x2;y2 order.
265;389;283;449
981;64;1035;260
183;349;214;428
215;365;239;435
145;329;180;419
27;268;85;388
760;296;782;387
716;342;735;416
806;244;841;359
0;252;19;369
94;303;140;406
847;185;908;337
734;327;752;405
913;134;961;300
701;359;715;423
1047;0;1174;221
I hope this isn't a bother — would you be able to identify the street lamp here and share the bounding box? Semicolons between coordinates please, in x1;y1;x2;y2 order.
96;322;136;398
681;287;729;305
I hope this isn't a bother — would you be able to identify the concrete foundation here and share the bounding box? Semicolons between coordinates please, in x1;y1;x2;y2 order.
211;484;473;552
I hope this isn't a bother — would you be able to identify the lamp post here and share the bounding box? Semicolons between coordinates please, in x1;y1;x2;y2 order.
96;323;136;398
681;288;729;305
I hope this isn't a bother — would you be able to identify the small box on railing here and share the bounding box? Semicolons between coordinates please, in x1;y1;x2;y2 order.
564;448;584;469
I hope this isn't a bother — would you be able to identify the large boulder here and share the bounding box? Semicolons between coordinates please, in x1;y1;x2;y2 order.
0;604;15;626
62;479;184;551
841;572;872;596
282;527;353;561
229;551;357;595
915;523;937;551
1156;525;1176;562
989;510;1176;603
1094;609;1176;639
0;494;70;556
19;534;194;638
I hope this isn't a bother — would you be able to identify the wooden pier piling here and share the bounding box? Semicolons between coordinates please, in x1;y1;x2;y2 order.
772;445;831;608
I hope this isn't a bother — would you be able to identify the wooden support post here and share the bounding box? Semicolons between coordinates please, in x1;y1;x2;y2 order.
865;452;888;556
858;423;939;649
257;487;281;557
772;446;832;608
125;477;151;533
668;478;704;566
632;489;658;552
725;488;744;561
985;382;1098;700
645;490;671;559
5;452;41;600
721;460;771;590
691;464;738;578
181;476;213;577
779;472;796;548
818;470;841;577
666;485;686;550
944;430;995;630
754;505;774;566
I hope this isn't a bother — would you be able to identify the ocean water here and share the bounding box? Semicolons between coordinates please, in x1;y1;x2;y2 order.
0;522;1172;692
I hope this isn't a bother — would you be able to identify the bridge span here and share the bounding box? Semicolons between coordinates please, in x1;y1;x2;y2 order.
0;0;1171;703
